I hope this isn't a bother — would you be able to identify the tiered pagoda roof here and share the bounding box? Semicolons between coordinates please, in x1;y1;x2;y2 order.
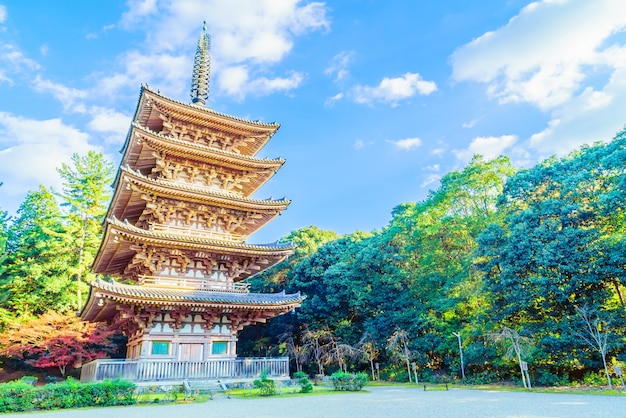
82;279;303;323
133;86;280;156
92;217;293;279
81;24;303;331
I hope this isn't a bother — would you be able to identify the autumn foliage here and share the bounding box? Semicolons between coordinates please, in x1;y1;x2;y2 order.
0;312;116;377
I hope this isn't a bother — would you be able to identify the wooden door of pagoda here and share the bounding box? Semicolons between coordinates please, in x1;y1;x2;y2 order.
179;343;204;361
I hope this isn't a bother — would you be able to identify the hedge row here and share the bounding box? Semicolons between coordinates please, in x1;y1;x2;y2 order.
330;371;369;391
0;378;136;413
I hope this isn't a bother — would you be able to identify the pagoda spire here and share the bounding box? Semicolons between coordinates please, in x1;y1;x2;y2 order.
190;22;211;105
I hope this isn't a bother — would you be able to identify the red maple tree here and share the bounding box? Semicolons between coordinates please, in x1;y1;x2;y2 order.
0;312;117;377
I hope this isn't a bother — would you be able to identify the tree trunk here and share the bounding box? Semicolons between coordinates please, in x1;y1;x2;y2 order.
406;359;412;383
613;280;624;307
453;332;465;380
370;359;375;380
76;215;87;309
517;353;528;389
602;351;613;389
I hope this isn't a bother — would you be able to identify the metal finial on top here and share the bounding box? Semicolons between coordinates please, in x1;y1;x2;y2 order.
190;22;211;105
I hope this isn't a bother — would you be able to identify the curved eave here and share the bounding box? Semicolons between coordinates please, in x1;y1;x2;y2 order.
115;124;284;197
126;123;285;171
133;87;279;156
92;218;294;275
109;217;292;251
81;279;305;322
107;168;289;235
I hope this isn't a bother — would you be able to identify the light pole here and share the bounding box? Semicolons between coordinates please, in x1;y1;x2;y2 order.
452;332;465;380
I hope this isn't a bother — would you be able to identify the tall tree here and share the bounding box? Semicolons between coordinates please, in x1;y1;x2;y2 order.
489;327;534;389
477;130;626;377
572;305;613;389
0;186;75;318
0;182;8;277
56;151;114;309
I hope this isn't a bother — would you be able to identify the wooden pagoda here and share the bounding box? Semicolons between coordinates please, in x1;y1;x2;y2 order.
80;25;303;382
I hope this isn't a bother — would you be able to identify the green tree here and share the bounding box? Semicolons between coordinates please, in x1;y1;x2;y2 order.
0;182;8;276
376;155;514;375
0;186;75;318
386;329;413;382
572;305;614;389
56;151;114;309
489;327;534;388
477;130;626;378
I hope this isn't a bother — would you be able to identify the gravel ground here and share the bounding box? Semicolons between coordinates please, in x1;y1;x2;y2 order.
8;386;626;418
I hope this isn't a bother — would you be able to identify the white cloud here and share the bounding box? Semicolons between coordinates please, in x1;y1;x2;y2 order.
325;51;355;82
453;135;517;163
451;0;626;158
0;44;40;84
106;0;330;100
324;92;343;107
86;106;131;146
0;5;7;23
451;0;626;110
353;139;373;150
387;137;422;150
529;69;626;156
431;148;446;156
421;173;442;188
30;77;130;147
352;73;437;107
218;66;303;100
247;72;304;96
0;112;100;213
119;0;158;29
462;119;477;128
96;50;190;100
33;76;88;111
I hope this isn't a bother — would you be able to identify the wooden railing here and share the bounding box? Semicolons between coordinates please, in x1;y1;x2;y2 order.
138;275;250;293
80;357;289;383
149;223;244;242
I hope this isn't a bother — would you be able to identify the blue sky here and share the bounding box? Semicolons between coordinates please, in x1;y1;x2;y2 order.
1;0;625;244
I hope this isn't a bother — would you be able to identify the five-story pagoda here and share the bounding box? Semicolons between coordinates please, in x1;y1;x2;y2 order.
80;25;303;377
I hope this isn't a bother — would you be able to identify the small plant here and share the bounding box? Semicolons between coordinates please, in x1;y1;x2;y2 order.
330;371;368;391
0;378;136;412
253;371;277;396
293;371;313;393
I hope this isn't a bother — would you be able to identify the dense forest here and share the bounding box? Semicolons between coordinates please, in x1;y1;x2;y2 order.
0;130;624;386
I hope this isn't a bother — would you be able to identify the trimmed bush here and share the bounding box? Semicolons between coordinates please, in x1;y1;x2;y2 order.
0;380;37;413
253;373;277;396
293;371;313;393
0;378;136;413
330;371;368;391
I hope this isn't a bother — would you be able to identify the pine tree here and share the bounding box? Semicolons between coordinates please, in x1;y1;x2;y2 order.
56;151;114;309
0;186;75;318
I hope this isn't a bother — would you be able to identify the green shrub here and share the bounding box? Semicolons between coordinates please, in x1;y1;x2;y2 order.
253;373;277;396
293;371;313;393
330;371;368;391
534;370;568;387
0;381;36;412
582;371;617;387
0;378;136;412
